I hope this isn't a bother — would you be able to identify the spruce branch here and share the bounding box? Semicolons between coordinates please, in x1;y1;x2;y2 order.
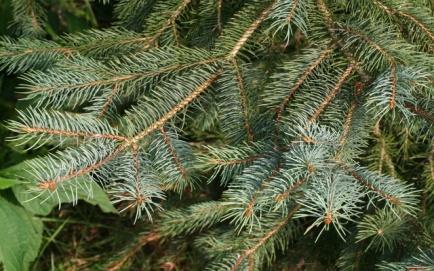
10;0;46;37
308;62;356;123
159;127;188;181
356;208;409;252
32;71;221;192
227;0;276;60
228;205;300;271
370;0;434;48
273;45;335;124
2;0;432;268
347;167;419;215
267;0;309;44
231;58;254;142
8;109;127;149
142;0;193;49
337;85;363;147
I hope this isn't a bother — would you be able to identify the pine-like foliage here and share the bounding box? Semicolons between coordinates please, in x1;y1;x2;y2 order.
1;0;433;270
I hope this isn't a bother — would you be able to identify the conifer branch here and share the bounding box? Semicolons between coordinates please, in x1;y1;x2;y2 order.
160;127;188;180
316;0;371;82
37;72;221;188
230;205;301;271
274;177;307;203
106;232;160;271
98;83;121;118
143;0;192;49
403;103;434;123
20;126;127;142
429;143;434;182
28;0;42;32
308;62;356;123
131;145;144;206
38;143;127;191
11;0;46;36
286;0;300;23
243;163;282;218
216;0;223;33
373;122;397;177
339;100;358;146
28;56;221;94
371;0;434;42
131;71;221;142
4;1;431;265
275;45;335;124
228;1;276;59
231;58;254;142
341;26;388;60
0;46;74;58
349;170;400;205
336;26;398;108
208;155;262;166
9;109;127;146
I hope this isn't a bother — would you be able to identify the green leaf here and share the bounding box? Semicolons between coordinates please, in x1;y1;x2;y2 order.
0;177;20;189
0;197;43;271
0;161;24;189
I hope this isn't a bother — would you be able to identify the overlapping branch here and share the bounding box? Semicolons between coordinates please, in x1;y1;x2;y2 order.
229;205;300;271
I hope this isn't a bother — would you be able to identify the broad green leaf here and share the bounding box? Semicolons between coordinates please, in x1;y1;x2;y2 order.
0;161;24;189
0;197;43;271
0;177;20;189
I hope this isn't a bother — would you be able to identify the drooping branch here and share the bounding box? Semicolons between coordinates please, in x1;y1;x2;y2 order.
308;62;356;123
228;1;276;59
275;177;307;202
106;232;160;271
143;0;192;49
371;0;434;42
160;127;188;180
275;45;335;124
243;163;282;218
231;58;254;142
230;205;301;271
132;71;222;142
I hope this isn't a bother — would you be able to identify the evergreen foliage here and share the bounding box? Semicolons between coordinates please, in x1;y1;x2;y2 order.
1;0;433;269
